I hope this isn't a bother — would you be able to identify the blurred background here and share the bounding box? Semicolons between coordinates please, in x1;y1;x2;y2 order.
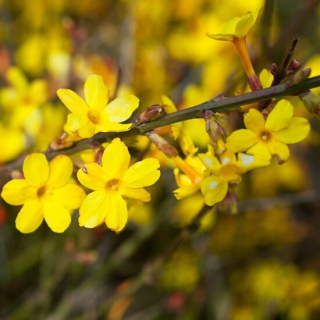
1;0;320;319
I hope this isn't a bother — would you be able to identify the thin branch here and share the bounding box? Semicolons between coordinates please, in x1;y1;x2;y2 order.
260;38;298;109
1;76;320;177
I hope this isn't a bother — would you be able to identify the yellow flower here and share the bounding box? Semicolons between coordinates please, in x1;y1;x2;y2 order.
57;75;139;138
206;8;261;42
77;138;161;232
207;8;262;90
0;67;47;132
1;154;85;233
173;155;204;200
226;100;310;162
200;149;269;206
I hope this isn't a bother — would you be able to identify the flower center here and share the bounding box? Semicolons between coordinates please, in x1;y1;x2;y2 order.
87;110;100;124
105;179;120;192
37;186;52;199
220;164;240;182
260;131;271;141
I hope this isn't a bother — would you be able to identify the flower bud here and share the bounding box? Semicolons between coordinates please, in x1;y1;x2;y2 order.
293;68;311;85
299;91;320;119
202;110;228;145
135;104;165;126
285;59;301;77
146;131;178;157
270;63;277;76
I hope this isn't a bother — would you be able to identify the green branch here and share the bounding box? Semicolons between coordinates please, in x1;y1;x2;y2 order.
1;76;320;177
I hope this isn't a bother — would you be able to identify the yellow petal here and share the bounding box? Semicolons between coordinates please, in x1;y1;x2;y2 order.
105;194;128;232
244;108;265;133
47;155;73;188
201;176;228;206
226;129;258;153
235;10;258;38
161;95;177;113
43;201;71;233
1;179;36;205
247;142;271;160
174;169;193;188
79;190;108;228
52;183;86;209
23;153;49;187
173;185;200;200
95;121;132;133
237;153;270;173
104;94;139;122
265;100;293;132
16;199;43;233
66;113;87;132
84;74;109;110
267;140;290;163
57;89;88;116
7;67;28;92
198;154;221;174
273;117;310;144
206;33;234;41
222;16;239;34
102;138;130;179
123;158;160;188
77;163;108;191
122;188;151;202
259;69;273;88
77;120;96;138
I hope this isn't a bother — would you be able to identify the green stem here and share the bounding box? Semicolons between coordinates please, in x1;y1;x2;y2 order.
1;76;320;176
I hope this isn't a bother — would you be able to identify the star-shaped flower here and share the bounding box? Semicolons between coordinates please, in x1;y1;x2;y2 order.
226;100;310;162
77;138;161;232
57;74;139;138
1;154;85;233
200;149;269;206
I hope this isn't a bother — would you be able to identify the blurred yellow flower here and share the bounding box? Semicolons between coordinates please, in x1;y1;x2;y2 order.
1;154;85;233
200;149;269;206
57;75;139;138
77;138;160;232
227;100;310;162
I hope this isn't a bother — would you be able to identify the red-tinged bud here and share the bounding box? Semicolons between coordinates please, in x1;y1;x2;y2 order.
135;104;165;126
218;188;238;214
202;110;228;145
285;59;302;77
293;68;311;85
146;131;178;157
270;63;277;76
50;132;79;150
299;91;320;119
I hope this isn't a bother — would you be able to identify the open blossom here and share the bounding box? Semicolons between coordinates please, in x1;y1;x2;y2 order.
226;100;310;163
1;154;85;233
199;149;269;206
77;138;161;232
57;74;139;138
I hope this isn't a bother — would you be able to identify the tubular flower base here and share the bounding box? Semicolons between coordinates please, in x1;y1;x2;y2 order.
226;100;310;163
199;149;269;206
207;8;262;90
57;74;139;138
77;138;161;232
1;154;86;233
